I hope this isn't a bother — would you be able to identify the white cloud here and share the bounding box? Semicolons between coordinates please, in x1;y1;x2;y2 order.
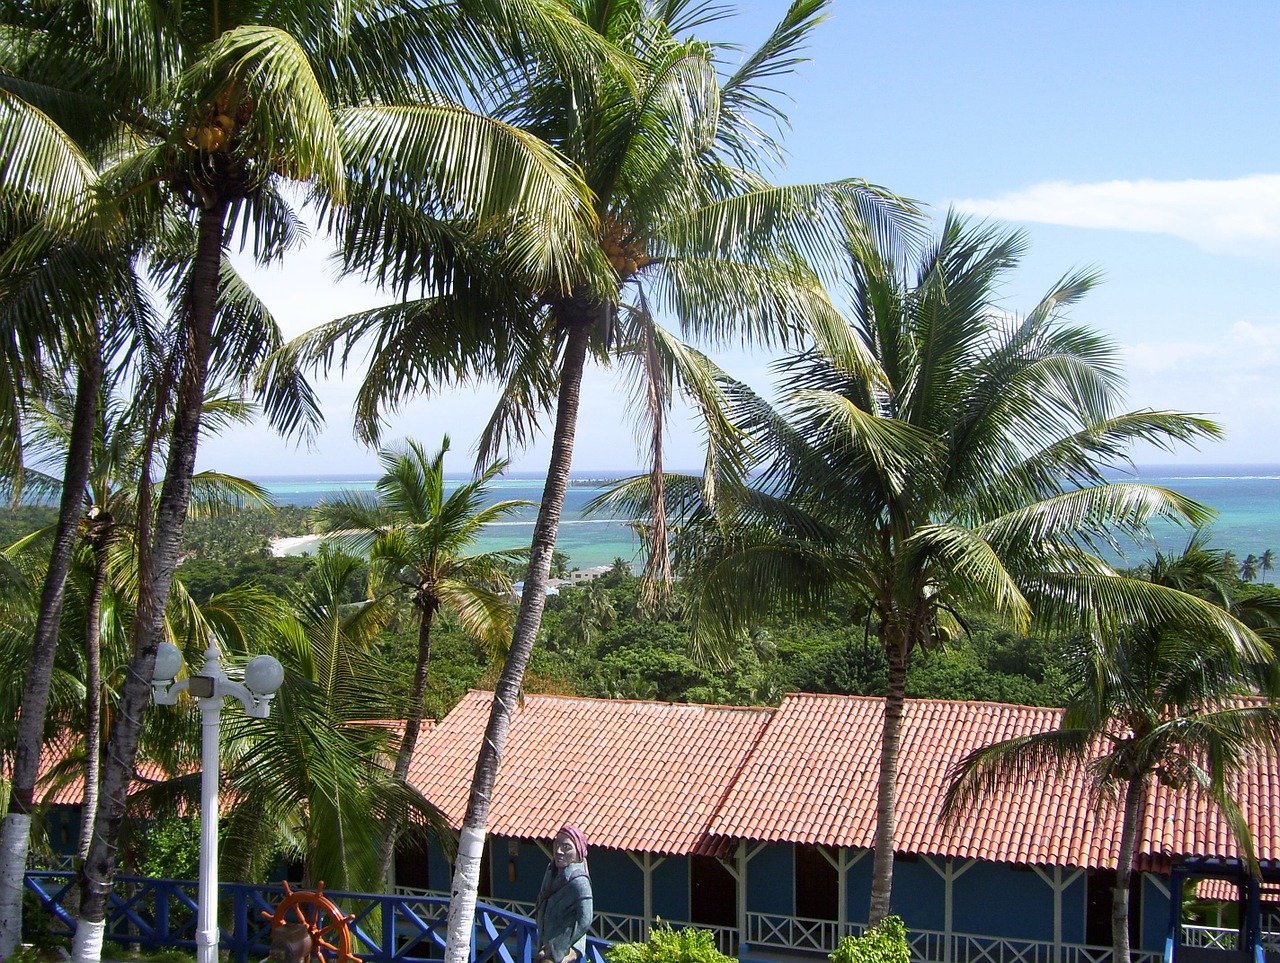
953;175;1280;255
1121;321;1280;462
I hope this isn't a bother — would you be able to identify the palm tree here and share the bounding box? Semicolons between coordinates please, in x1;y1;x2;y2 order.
630;214;1236;924
0;0;601;953
15;375;270;856
1260;548;1274;584
560;581;617;650
0;87;149;952
1241;553;1259;582
310;436;527;885
944;536;1280;963
290;5;919;952
213;546;450;893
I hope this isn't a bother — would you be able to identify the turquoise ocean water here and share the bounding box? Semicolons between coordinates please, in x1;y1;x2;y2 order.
255;464;1280;571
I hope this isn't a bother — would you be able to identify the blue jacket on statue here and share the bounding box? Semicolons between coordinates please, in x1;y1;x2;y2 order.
534;862;593;963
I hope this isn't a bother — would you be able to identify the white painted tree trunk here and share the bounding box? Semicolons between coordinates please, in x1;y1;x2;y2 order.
444;824;488;963
441;318;593;963
0;812;31;960
71;916;106;963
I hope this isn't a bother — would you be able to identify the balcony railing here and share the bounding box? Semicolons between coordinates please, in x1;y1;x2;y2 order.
27;872;1169;963
743;912;1162;963
25;872;608;963
395;887;737;955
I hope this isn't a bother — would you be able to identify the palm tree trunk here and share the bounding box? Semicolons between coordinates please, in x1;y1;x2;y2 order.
0;351;102;960
869;634;908;925
1110;774;1146;963
639;319;670;601
443;314;594;963
376;604;437;887
72;199;227;963
77;543;111;859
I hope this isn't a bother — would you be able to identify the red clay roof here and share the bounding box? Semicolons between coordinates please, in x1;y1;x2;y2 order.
409;690;1280;872
407;691;773;856
708;694;1120;866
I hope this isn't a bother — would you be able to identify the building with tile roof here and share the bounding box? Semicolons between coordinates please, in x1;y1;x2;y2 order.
397;690;1280;963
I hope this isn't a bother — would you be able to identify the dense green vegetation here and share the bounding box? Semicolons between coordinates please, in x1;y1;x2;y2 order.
1;503;1274;719
2;0;1277;953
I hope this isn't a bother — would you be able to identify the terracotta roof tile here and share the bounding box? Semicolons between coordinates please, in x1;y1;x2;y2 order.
407;691;774;856
708;693;1279;870
411;691;1278;870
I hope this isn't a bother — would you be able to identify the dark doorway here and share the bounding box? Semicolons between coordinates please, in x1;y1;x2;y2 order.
690;856;737;927
795;845;838;920
1087;870;1141;948
396;841;431;890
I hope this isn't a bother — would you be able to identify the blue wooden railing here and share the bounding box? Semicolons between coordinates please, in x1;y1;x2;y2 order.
23;872;610;963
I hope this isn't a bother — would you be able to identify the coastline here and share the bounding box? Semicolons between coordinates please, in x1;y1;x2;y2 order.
258;465;1280;568
270;533;326;557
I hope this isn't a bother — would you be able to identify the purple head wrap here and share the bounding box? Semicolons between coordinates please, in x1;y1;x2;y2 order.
556;824;589;868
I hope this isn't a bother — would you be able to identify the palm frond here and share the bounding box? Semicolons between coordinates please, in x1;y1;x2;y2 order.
942;728;1094;819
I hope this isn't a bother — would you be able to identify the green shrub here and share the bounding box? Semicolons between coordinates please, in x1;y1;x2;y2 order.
829;916;910;963
132;815;202;880
133;949;198;963
21;889;65;953
607;923;734;963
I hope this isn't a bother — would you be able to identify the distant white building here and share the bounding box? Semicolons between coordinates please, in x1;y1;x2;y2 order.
565;565;613;583
510;565;616;599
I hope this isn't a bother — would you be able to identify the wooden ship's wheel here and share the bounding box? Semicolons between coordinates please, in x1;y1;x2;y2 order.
263;881;362;963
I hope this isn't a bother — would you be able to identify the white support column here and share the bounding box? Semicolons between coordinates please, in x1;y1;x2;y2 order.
922;856;975;963
818;847;867;937
196;696;224;963
723;841;768;950
626;851;667;938
1032;864;1085;963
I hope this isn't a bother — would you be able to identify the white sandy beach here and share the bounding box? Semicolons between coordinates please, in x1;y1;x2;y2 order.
269;533;327;557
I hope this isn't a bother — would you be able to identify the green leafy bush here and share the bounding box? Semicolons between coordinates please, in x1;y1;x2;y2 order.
607;923;735;963
132;815;202;880
21;889;65;952
829;916;910;963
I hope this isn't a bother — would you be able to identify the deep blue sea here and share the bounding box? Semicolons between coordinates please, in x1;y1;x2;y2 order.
254;464;1280;571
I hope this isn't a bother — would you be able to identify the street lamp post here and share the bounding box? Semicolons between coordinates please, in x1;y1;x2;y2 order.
152;640;284;963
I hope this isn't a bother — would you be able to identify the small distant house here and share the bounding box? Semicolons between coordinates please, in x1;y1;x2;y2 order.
399;690;1280;962
565;566;615;584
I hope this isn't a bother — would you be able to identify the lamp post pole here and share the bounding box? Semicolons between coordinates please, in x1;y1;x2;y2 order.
152;641;283;963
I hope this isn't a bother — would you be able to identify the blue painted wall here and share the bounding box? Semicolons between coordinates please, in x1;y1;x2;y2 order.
844;853;872;925
884;857;946;931
417;833;1173;956
651;857;689;921
472;839;693;926
746;844;793;915
588;849;646;916
950;862;1052;940
1141;873;1172;954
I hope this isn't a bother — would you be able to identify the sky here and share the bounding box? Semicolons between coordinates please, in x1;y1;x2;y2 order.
198;0;1280;478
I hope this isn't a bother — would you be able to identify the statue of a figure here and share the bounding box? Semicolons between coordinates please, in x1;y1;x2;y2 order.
534;825;594;963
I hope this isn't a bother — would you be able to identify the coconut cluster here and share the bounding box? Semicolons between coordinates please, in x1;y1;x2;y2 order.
600;214;653;281
184;85;253;153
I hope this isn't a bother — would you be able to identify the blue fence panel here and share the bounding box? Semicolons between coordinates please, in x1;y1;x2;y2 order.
23;872;611;963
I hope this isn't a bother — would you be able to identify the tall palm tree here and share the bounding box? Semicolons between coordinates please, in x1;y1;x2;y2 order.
214;547;450;893
290;5;919;953
0;84;148;952
310;436;527;885
628;214;1240;924
15;374;270;856
1241;553;1260;582
0;1;601;955
1261;548;1275;584
561;581;617;649
944;536;1280;963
